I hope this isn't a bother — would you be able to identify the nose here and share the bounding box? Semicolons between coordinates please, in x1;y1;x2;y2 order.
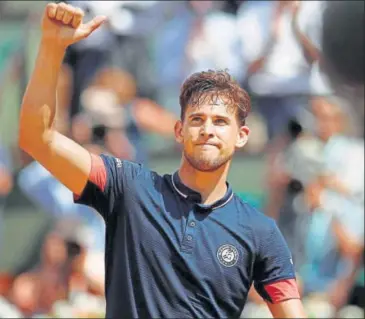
200;120;215;137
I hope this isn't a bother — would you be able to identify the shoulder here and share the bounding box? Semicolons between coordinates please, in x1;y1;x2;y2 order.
232;195;285;258
97;154;164;190
233;194;277;235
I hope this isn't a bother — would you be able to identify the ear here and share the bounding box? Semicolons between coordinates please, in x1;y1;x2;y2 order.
174;120;184;144
235;125;250;149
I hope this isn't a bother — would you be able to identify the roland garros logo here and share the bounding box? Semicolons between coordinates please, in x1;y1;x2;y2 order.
217;244;239;267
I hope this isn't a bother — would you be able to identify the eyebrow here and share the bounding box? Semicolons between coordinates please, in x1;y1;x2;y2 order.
188;112;205;118
188;113;230;120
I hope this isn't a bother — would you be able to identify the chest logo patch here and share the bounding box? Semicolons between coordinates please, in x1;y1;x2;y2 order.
217;244;239;267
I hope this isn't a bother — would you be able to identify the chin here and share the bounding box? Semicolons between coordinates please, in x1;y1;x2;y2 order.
184;152;232;172
194;162;223;172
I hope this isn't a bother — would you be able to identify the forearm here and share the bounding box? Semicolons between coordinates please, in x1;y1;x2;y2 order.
133;99;177;136
292;19;321;64
342;251;362;283
19;40;66;146
332;218;363;259
267;299;307;318
246;35;277;76
246;57;267;75
319;174;353;198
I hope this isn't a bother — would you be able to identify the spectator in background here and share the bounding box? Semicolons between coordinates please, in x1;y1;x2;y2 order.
236;0;315;143
153;0;244;115
303;96;364;312
80;67;177;164
62;0;115;118
5;218;104;317
64;1;159;118
294;0;364;134
258;91;364;317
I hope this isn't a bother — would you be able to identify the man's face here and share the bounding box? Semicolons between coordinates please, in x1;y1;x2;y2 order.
175;98;249;172
311;97;344;141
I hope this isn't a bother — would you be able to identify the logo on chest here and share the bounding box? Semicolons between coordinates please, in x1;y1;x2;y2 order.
217;244;239;267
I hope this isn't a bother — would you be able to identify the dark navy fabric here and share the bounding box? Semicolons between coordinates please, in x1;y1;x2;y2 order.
74;154;296;318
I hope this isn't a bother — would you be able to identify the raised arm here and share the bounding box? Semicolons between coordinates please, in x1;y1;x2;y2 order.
18;2;106;195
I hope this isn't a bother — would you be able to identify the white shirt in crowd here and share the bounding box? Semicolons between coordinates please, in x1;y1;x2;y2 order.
236;1;324;96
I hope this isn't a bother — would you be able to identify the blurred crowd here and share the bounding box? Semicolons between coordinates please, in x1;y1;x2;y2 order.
0;1;363;318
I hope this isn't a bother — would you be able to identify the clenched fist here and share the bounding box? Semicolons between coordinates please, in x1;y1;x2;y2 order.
41;2;107;49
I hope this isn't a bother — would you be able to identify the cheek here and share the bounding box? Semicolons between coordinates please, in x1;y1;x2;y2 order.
218;128;238;146
183;127;200;142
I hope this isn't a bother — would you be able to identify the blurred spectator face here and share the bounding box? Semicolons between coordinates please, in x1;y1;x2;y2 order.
91;68;137;105
9;273;39;315
311;96;345;141
42;233;67;267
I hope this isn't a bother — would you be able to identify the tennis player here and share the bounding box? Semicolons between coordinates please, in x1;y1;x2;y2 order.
18;3;306;318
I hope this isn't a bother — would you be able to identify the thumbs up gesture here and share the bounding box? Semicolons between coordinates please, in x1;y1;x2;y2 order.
41;2;107;49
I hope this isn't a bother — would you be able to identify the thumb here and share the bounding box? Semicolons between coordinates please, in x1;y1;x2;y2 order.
78;15;107;39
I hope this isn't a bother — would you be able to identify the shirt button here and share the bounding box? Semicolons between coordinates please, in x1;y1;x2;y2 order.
189;221;196;227
186;235;193;241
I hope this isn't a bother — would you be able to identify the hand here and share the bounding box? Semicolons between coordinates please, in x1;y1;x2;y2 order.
41;2;107;49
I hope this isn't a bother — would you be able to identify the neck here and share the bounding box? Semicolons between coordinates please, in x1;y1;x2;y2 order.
178;157;230;204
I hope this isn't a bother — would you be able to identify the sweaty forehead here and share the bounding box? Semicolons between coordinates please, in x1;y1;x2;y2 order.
186;97;235;117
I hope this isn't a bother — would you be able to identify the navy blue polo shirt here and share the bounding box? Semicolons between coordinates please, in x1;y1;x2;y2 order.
74;154;300;318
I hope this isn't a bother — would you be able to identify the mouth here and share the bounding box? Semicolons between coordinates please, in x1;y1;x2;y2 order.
196;143;219;149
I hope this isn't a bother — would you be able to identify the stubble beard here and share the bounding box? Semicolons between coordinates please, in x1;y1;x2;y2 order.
183;150;233;172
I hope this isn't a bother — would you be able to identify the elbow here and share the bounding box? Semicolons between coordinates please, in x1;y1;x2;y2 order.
18;115;48;154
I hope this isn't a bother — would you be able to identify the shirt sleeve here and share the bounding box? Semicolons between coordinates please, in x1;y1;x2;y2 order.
73;153;143;222
320;190;364;245
253;219;300;304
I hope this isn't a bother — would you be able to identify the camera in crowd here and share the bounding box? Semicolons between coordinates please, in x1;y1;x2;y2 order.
283;117;325;195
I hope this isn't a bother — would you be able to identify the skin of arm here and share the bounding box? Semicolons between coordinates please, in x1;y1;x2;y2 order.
245;2;282;76
267;299;307;318
18;2;106;195
291;1;322;64
318;174;354;199
132;98;177;137
328;219;363;310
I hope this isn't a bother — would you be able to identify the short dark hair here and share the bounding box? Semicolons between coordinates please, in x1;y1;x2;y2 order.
179;70;251;125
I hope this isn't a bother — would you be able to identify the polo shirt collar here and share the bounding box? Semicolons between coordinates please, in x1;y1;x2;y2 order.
171;171;234;211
